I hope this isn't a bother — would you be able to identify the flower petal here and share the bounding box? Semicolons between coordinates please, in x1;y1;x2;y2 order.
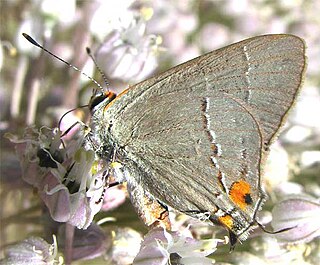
271;196;320;243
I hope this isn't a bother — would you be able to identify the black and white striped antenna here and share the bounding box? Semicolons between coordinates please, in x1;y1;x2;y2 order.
22;33;109;90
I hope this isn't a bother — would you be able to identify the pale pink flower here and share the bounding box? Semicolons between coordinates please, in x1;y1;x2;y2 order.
0;236;60;265
271;195;320;244
7;125;107;229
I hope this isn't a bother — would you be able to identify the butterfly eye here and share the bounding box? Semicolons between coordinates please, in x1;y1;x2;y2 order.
89;93;107;112
89;91;117;113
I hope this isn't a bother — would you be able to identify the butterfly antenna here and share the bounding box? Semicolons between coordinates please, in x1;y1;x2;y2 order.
22;33;104;91
86;47;110;90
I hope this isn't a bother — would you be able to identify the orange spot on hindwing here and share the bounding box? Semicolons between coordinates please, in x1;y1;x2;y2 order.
218;214;233;230
229;180;253;210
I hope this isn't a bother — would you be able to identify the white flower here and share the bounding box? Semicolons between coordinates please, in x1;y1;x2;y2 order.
134;227;224;265
95;17;162;82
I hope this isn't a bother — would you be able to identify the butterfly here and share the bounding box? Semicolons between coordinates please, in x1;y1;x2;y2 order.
23;33;306;247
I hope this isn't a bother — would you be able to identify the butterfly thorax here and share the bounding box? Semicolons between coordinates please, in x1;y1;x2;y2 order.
87;90;117;161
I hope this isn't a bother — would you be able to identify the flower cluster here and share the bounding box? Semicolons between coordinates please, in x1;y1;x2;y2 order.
6;125;107;229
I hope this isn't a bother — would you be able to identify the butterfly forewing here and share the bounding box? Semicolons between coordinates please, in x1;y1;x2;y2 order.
198;34;306;145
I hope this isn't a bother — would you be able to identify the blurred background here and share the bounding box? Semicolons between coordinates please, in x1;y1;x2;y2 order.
1;0;319;264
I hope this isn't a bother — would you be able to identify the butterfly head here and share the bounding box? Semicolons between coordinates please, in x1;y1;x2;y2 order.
88;90;117;113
